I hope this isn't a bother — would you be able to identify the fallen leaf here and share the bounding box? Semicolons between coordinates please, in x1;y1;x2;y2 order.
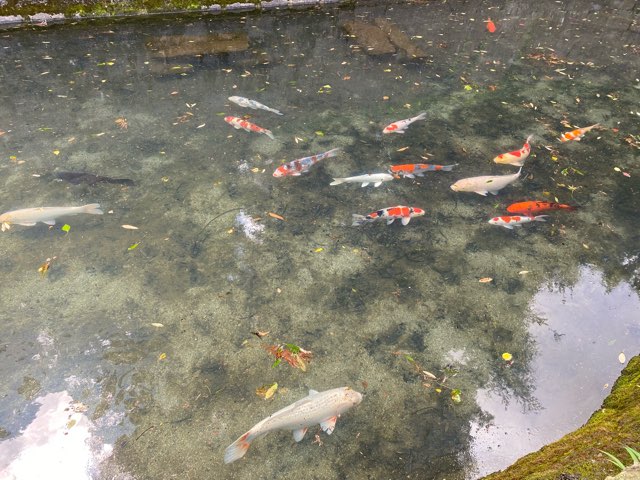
268;212;285;221
151;323;164;328
158;352;167;361
264;382;278;399
618;352;626;364
121;225;139;230
518;270;530;275
115;118;128;130
502;352;513;361
127;243;139;251
396;146;409;152
422;371;437;380
314;247;324;253
61;224;71;233
252;330;270;339
53;149;60;156
478;277;493;283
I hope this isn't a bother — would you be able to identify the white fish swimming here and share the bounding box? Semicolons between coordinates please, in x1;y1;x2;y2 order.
450;168;521;196
330;173;395;187
228;96;283;116
382;112;427;134
488;214;548;229
224;387;362;464
0;204;103;231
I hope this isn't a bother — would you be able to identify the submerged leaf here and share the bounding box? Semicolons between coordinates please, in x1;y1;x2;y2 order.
61;224;70;233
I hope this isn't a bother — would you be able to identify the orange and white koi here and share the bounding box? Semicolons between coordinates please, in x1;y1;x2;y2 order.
493;135;533;166
224;387;362;464
224;116;275;140
559;124;599;142
273;148;340;177
382;112;426;134
352;205;425;226
488;214;548;229
389;163;457;178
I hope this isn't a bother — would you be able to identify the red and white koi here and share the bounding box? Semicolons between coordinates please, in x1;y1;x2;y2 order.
488;214;548;229
493;135;533;166
224;387;362;464
559;124;599;142
382;112;427;134
224;116;275;140
352;205;425;226
389;163;457;178
273;148;340;177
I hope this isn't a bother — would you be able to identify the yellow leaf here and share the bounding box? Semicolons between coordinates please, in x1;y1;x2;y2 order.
464;85;473;91
265;382;278;399
158;353;167;361
502;352;513;361
53;149;60;156
314;247;324;252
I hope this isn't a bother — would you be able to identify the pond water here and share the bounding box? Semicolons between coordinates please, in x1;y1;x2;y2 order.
0;0;639;479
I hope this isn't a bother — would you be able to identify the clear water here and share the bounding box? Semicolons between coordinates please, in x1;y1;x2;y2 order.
0;1;639;479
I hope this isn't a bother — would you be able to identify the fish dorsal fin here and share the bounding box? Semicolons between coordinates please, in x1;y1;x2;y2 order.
292;427;308;442
320;416;338;435
309;389;319;396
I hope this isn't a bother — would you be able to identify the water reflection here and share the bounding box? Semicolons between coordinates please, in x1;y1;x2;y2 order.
470;266;640;478
0;0;639;479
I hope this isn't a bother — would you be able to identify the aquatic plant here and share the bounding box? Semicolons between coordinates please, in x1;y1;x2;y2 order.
599;446;640;470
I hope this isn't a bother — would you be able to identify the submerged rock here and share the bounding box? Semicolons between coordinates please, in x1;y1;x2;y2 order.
373;18;427;58
147;33;249;59
342;20;396;55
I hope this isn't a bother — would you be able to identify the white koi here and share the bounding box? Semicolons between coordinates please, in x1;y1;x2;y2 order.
330;173;395;188
382;112;427;134
224;387;362;464
450;168;521;196
488;214;548;229
228;96;283;116
0;204;103;231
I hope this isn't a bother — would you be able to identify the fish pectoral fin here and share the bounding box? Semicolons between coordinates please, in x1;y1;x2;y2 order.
373;182;383;187
503;225;514;230
361;183;370;187
475;191;488;196
401;217;411;226
488;191;499;195
293;427;308;442
386;218;395;225
406;174;415;179
320;416;338;435
42;220;56;225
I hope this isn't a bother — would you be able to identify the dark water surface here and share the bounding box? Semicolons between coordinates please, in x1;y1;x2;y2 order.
0;1;639;478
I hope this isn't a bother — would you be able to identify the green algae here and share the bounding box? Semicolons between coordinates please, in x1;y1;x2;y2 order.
482;355;640;480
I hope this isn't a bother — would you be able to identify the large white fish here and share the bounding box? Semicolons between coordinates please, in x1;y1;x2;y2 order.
450;168;521;196
0;204;103;231
228;96;283;116
224;387;362;464
330;173;395;187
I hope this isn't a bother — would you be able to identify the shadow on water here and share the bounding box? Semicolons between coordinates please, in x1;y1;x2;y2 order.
0;0;639;479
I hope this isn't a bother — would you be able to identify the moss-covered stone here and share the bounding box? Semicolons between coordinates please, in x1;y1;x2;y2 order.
483;355;640;480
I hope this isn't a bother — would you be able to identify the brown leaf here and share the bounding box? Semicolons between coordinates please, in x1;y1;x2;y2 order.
268;212;286;221
478;277;493;283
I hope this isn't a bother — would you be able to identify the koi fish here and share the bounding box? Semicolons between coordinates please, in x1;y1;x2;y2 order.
224;116;275;140
489;215;548;229
273;148;340;177
389;163;457;178
506;201;577;216
330;173;395;187
352;205;425;226
450;168;521;196
224;387;362;464
0;204;103;232
228;96;283;116
493;135;533;166
382;112;427;134
559;124;599;142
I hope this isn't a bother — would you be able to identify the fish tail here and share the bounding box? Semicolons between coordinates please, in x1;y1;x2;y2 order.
415;111;427;121
330;178;346;186
351;214;368;226
526;134;534;144
441;164;458;171
272;108;284;116
82;203;103;215
264;130;275;140
325;148;341;158
224;430;253;464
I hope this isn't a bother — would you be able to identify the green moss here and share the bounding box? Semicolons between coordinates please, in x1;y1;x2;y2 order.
1;0;262;18
483;355;640;480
